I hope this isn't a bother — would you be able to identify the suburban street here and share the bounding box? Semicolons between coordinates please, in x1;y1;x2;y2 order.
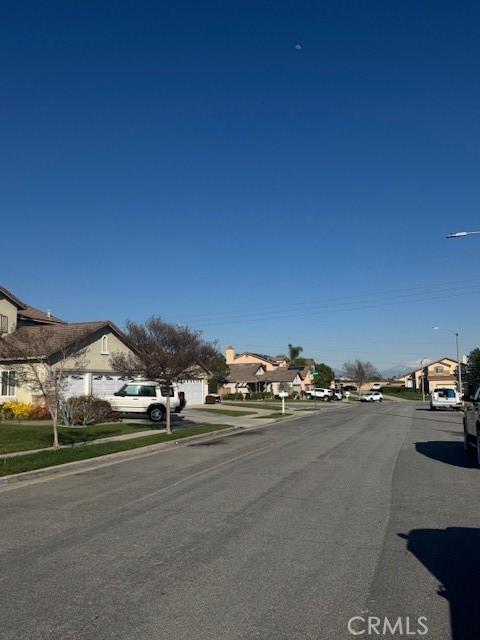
1;402;479;640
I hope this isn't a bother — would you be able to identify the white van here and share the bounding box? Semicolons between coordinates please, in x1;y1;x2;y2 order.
430;387;462;411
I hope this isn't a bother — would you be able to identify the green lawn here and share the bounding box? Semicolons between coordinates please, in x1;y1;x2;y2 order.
0;422;160;455
382;387;424;401
0;424;231;477
192;407;257;417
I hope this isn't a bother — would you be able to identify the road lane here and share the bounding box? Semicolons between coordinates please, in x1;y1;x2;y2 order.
0;402;476;639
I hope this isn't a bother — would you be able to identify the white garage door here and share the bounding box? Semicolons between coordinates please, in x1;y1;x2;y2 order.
177;380;207;406
92;375;126;398
64;374;88;399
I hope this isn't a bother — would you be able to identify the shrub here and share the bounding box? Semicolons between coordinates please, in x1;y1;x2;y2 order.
60;396;116;426
0;401;50;421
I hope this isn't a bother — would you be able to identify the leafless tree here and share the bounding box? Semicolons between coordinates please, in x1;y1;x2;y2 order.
0;328;86;448
110;317;220;433
342;360;381;394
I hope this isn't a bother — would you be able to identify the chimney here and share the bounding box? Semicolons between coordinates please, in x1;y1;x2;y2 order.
47;309;52;318
226;346;235;364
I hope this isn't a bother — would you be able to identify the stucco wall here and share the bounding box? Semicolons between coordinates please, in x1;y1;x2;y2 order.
62;330;132;372
0;297;17;334
231;354;277;371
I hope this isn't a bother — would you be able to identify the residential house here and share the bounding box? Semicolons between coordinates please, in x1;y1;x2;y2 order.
222;346;314;396
401;357;464;393
0;286;209;406
225;346;283;371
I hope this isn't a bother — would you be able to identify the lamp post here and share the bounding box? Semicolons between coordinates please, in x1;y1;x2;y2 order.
432;327;463;395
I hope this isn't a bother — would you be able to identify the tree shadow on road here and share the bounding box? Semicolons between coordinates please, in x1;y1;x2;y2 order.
400;528;480;640
415;441;477;469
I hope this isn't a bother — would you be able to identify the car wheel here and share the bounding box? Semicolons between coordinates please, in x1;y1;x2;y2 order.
430;404;435;411
464;419;475;455
148;405;166;423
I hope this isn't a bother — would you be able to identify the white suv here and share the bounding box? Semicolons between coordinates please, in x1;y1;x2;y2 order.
308;388;333;401
106;381;186;422
361;391;384;402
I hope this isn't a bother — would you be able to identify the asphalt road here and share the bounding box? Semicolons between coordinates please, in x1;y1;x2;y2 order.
1;402;479;640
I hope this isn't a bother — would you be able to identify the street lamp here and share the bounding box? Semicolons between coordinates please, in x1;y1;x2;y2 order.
432;327;463;395
446;231;480;238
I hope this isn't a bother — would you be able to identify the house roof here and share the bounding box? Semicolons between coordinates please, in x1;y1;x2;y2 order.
226;363;266;383
0;285;27;309
0;285;65;323
265;368;303;382
18;306;66;324
235;352;277;364
0;321;125;361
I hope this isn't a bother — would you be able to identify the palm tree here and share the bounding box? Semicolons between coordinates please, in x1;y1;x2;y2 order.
288;344;303;362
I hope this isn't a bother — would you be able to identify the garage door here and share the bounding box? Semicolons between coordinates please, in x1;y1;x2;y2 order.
64;374;88;399
91;375;126;398
177;380;207;406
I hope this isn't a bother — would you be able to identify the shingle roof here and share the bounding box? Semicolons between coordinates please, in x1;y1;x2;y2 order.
0;321;122;361
18;306;66;324
0;285;65;323
226;363;266;383
0;286;27;309
265;368;303;382
236;352;277;364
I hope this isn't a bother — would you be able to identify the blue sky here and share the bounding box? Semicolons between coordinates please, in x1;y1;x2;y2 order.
1;1;479;373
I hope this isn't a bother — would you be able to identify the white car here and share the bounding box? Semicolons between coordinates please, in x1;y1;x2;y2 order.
106;381;186;422
361;391;384;402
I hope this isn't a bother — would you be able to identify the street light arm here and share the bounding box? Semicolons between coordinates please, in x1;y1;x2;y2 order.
447;231;480;238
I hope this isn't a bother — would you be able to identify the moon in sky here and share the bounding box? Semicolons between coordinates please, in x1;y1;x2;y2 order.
295;43;302;50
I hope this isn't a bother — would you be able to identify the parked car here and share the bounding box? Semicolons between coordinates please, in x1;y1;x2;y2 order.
371;383;382;391
463;387;480;464
331;389;344;401
430;387;462;411
342;385;358;392
106;381;186;422
361;391;384;402
307;388;333;401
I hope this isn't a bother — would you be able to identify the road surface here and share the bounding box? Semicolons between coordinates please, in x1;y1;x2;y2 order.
1;402;479;639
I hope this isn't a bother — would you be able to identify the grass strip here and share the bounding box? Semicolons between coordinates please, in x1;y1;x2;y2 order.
0;424;231;477
0;422;159;455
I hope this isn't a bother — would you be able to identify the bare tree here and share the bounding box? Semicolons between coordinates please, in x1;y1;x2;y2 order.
342;360;381;394
110;317;219;433
0;327;86;448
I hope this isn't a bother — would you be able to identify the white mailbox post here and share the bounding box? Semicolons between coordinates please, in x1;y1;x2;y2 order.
278;391;288;415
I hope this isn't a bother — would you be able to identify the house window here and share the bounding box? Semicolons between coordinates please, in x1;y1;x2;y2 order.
101;335;109;355
0;314;8;334
1;370;15;396
434;366;444;374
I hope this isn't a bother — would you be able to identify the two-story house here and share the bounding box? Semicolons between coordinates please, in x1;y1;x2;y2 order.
401;357;464;393
0;286;210;406
223;346;314;396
